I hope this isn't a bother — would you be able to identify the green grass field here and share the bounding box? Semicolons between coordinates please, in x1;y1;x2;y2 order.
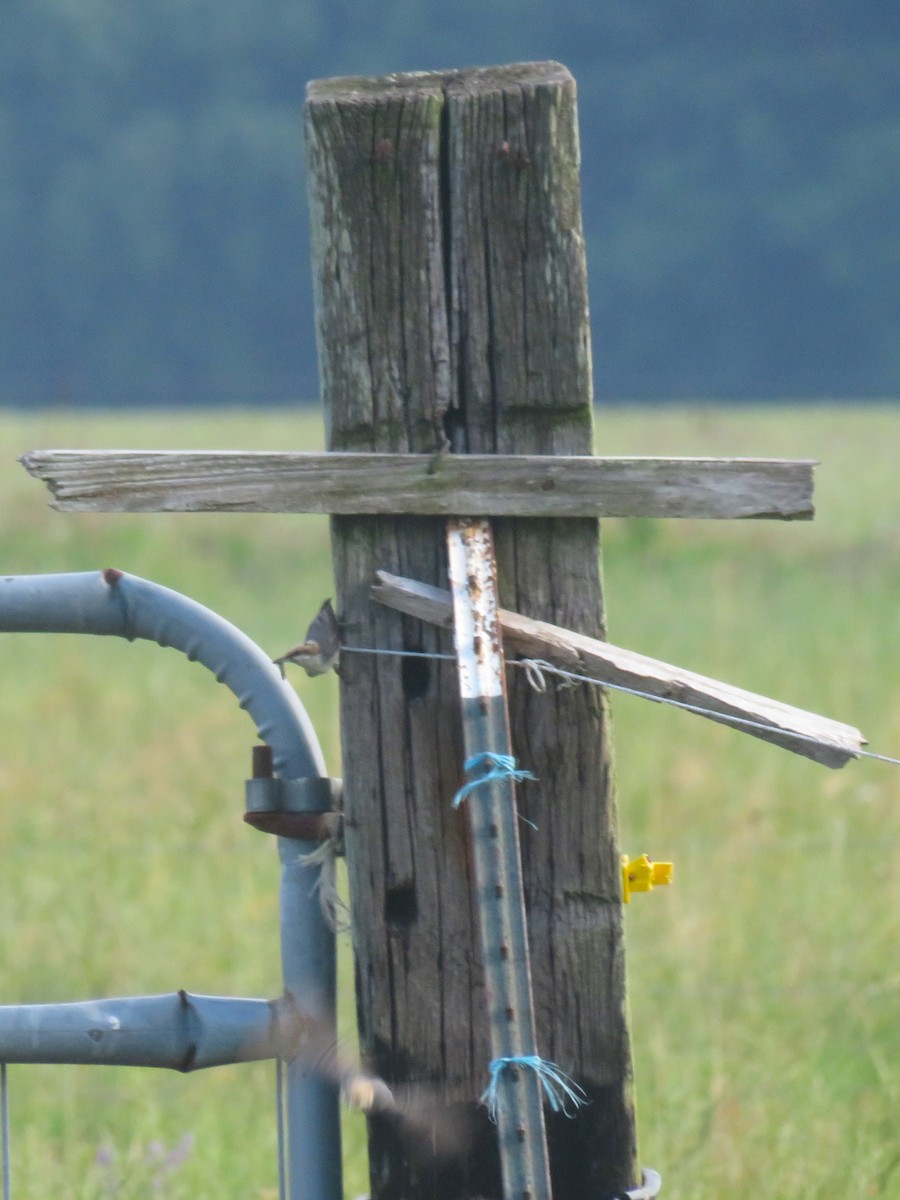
0;405;897;1199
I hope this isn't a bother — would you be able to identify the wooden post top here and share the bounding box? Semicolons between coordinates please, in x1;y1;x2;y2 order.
307;60;575;101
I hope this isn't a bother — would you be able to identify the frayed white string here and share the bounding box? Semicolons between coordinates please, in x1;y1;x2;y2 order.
298;838;351;933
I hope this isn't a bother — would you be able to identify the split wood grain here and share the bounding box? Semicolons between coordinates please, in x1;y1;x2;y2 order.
371;569;864;769
20;450;816;519
308;61;639;1197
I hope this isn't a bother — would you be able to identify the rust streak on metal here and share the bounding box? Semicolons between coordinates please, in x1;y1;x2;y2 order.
243;811;340;841
447;515;553;1200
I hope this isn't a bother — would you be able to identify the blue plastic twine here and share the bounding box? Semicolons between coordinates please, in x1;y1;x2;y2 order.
480;1055;589;1122
452;753;537;809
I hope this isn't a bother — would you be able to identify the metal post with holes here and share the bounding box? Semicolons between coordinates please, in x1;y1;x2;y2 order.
447;517;552;1200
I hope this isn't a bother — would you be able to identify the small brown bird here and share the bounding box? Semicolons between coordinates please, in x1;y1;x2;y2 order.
274;999;466;1159
273;599;341;677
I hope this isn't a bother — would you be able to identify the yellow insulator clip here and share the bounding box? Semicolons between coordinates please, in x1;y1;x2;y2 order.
621;853;674;903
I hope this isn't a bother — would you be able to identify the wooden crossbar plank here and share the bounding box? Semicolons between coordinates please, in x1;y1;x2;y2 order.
20;450;817;520
371;570;864;769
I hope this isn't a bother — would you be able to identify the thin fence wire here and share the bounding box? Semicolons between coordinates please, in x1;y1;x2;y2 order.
517;657;900;767
342;646;900;768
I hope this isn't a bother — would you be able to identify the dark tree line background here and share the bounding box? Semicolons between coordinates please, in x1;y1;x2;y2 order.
2;1;899;407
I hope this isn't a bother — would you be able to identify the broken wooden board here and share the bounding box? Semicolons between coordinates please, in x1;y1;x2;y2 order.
20;450;816;520
371;570;864;769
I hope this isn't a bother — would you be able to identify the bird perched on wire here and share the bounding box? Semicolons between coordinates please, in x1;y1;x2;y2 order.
273;599;341;677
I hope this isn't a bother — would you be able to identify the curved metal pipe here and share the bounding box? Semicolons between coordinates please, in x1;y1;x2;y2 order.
0;569;341;1200
0;568;323;779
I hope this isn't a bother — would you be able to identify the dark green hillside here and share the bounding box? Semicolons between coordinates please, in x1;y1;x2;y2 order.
2;3;898;404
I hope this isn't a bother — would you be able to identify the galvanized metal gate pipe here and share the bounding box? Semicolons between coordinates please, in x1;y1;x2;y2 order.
0;569;341;1200
0;993;279;1070
0;569;318;778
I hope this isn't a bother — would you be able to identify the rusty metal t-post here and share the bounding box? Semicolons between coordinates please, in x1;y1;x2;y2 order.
447;518;552;1200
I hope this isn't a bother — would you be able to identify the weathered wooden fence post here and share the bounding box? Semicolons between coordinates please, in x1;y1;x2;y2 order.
306;62;638;1198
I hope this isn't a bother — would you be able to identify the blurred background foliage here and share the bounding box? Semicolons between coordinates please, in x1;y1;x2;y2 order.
2;0;899;406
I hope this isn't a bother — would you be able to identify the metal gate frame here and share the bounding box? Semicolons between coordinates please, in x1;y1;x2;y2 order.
0;568;343;1200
